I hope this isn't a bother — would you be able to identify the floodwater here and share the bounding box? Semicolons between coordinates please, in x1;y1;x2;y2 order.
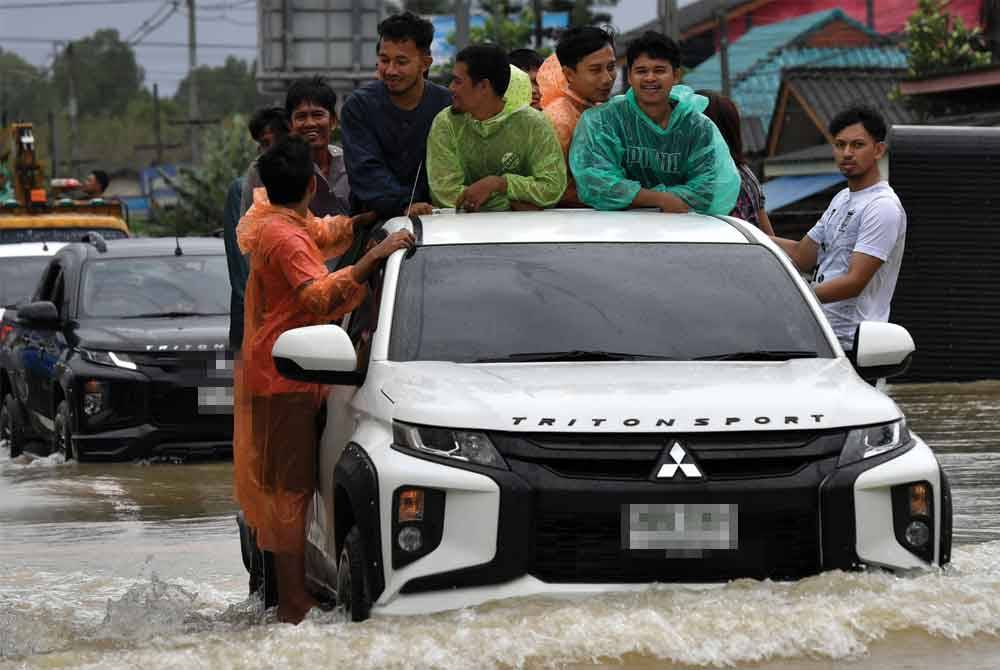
1;381;999;669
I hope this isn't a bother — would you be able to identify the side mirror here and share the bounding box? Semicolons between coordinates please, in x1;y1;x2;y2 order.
17;300;60;327
272;324;361;386
851;321;914;380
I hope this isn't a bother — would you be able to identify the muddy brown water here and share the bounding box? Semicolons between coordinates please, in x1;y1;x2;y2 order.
1;381;999;669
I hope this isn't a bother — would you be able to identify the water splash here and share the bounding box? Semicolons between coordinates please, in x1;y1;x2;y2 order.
5;542;1000;669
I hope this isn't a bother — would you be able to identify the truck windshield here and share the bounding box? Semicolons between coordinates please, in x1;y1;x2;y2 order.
389;243;834;363
0;257;51;308
80;255;230;318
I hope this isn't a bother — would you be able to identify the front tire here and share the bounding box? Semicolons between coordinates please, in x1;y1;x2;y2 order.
337;526;372;622
2;394;27;458
54;400;81;461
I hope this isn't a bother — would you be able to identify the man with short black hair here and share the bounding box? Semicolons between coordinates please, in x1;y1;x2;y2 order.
771;105;906;351
236;135;413;624
239;106;290;216
427;44;566;212
508;47;544;110
83;170;109;197
537;25;617;205
569;31;740;215
341;12;451;220
242;77;351;219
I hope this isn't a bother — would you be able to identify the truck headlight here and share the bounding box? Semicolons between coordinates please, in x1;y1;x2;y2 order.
392;422;508;470
838;419;911;467
80;348;137;371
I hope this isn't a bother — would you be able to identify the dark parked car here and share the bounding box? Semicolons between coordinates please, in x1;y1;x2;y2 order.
1;235;234;460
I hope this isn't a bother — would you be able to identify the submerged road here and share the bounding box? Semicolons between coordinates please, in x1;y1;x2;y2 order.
1;381;999;668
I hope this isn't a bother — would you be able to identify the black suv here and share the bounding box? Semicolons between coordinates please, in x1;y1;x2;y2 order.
0;235;234;460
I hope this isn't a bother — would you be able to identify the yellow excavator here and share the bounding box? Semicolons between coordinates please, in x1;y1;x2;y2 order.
0;122;129;243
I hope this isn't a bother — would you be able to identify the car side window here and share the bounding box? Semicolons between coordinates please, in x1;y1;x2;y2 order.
34;262;61;303
50;272;66;319
344;266;385;371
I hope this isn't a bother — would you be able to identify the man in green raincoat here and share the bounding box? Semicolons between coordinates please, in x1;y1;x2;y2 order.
427;44;566;212
569;31;740;215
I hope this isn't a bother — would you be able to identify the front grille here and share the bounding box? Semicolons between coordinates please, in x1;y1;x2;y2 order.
492;430;846;481
533;492;822;583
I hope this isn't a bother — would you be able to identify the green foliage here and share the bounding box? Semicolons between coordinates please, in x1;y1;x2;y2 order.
0;48;53;123
149;115;256;237
52;29;145;118
470;1;536;51
903;0;991;77
173;57;273;123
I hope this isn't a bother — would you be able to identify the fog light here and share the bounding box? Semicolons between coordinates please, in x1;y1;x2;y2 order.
398;488;424;522
397;526;423;552
909;482;930;516
904;520;931;548
82;381;104;416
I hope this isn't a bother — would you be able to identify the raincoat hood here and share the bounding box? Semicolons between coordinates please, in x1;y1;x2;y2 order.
237;187;341;259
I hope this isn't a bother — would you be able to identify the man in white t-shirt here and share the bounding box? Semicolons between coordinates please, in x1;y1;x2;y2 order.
771;105;906;352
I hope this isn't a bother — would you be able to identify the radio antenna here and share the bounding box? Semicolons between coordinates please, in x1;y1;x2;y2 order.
406;160;423;216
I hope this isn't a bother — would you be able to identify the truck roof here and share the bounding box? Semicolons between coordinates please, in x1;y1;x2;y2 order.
383;210;753;246
0;241;67;257
61;236;224;260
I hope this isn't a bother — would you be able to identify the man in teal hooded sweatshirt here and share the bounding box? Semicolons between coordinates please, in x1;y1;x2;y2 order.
570;31;740;215
427;44;566;212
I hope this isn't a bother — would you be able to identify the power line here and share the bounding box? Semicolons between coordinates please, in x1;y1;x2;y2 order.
0;0;162;9
130;1;182;45
0;36;255;49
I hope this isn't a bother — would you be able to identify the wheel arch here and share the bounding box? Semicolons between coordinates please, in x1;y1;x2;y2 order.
332;442;386;603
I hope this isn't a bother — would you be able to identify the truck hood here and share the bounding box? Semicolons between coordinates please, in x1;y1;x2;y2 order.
74;316;230;353
380;358;901;433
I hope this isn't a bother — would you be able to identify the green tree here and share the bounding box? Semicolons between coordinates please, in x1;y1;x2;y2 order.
477;1;536;50
904;0;990;77
150;114;256;236
0;48;53;124
51;30;145;119
173;57;273;124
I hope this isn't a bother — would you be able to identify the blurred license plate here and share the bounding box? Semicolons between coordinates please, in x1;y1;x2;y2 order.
197;386;233;414
623;503;738;555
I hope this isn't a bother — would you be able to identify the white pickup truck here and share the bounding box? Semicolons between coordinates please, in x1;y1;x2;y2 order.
264;210;952;621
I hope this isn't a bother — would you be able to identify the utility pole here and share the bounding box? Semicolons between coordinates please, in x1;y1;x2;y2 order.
533;0;543;48
65;42;79;175
659;0;680;42
717;8;731;98
186;0;200;164
48;109;58;178
454;0;470;51
153;83;163;165
866;0;875;30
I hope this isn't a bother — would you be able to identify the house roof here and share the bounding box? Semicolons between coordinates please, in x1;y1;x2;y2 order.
683;9;905;129
734;48;907;127
741;115;767;155
767;67;917;148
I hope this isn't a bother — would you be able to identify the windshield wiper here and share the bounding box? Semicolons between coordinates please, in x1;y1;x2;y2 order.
694;350;818;361
474;350;675;363
121;311;221;319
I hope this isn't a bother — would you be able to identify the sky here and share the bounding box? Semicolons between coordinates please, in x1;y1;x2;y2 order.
0;0;659;97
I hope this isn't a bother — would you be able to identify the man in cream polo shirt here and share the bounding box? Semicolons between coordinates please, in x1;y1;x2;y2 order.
771;104;907;353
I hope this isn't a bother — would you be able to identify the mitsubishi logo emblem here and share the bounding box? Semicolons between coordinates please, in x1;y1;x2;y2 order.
656;442;702;479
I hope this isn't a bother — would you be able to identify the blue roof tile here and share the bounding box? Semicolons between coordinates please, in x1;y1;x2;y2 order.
683;9;906;129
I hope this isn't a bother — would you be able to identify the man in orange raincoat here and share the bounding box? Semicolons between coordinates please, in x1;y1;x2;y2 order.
537;26;617;206
236;136;414;623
